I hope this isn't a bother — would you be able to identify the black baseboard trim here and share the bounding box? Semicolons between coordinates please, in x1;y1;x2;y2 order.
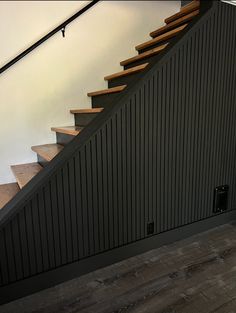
1;210;236;305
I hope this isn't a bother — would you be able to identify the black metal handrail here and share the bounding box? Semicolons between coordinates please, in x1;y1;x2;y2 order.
0;0;99;75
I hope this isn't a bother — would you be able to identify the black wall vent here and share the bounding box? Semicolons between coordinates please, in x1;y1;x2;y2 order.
213;185;229;213
147;222;155;235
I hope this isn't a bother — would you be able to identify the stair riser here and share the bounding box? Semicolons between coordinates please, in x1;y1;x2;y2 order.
37;155;49;168
92;93;120;109
74;113;99;127
108;72;144;89
56;133;74;146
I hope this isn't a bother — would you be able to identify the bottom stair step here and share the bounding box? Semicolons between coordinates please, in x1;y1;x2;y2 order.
0;183;20;209
31;144;64;162
11;163;43;189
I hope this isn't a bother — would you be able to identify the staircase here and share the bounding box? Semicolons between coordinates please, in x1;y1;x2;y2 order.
2;0;235;305
0;0;200;209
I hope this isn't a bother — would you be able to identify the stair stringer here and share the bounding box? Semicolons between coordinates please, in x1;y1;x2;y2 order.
1;0;236;304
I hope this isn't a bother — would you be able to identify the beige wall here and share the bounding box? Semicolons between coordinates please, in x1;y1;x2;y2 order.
0;1;180;184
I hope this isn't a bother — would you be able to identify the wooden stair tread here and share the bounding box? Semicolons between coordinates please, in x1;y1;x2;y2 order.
0;183;20;209
87;85;126;97
11;163;43;189
70;108;104;114
150;10;199;38
31;144;64;162
104;63;148;81
165;1;200;24
120;44;168;67
51;126;83;136
181;0;199;11
136;24;188;51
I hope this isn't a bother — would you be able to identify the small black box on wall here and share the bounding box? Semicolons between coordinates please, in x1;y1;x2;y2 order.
147;222;154;235
213;185;229;213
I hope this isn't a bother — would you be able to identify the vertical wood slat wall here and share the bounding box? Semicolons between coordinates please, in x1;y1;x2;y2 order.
0;1;236;290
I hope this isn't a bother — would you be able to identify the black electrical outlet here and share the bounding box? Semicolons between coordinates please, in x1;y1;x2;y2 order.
213;185;229;213
147;222;154;235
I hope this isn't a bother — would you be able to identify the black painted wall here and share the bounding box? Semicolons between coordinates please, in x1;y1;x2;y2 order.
0;0;236;304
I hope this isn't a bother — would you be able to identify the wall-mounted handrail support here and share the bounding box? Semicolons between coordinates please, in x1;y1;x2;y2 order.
0;0;99;75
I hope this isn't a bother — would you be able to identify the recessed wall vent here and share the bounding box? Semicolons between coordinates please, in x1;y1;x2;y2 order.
213;185;229;213
147;222;154;235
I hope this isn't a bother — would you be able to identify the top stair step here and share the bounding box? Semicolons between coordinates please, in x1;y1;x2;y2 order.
0;183;20;209
136;24;188;52
165;1;200;24
11;163;43;189
87;85;127;97
181;0;199;11
104;63;148;81
31;143;63;162
150;9;199;38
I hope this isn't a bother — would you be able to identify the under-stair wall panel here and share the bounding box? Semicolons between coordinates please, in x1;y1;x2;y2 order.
0;1;236;303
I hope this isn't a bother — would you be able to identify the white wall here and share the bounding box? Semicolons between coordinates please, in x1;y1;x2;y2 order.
0;1;180;184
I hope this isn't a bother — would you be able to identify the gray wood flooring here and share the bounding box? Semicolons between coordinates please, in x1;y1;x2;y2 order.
1;223;236;313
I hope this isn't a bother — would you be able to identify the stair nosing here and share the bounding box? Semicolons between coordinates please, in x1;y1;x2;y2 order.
104;63;149;81
87;85;127;97
70;108;104;114
136;24;188;51
11;163;43;189
120;43;168;67
165;1;200;24
150;9;200;38
181;0;200;12
31;144;64;162
51;126;83;136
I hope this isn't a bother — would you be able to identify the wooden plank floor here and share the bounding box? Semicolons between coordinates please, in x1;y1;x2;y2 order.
1;223;236;313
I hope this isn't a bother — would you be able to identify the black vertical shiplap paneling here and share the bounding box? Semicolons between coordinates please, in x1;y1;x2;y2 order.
38;190;49;271
67;159;79;261
17;209;30;278
11;216;23;280
49;176;61;267
74;153;84;258
0;229;9;285
62;165;73;263
0;1;236;291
